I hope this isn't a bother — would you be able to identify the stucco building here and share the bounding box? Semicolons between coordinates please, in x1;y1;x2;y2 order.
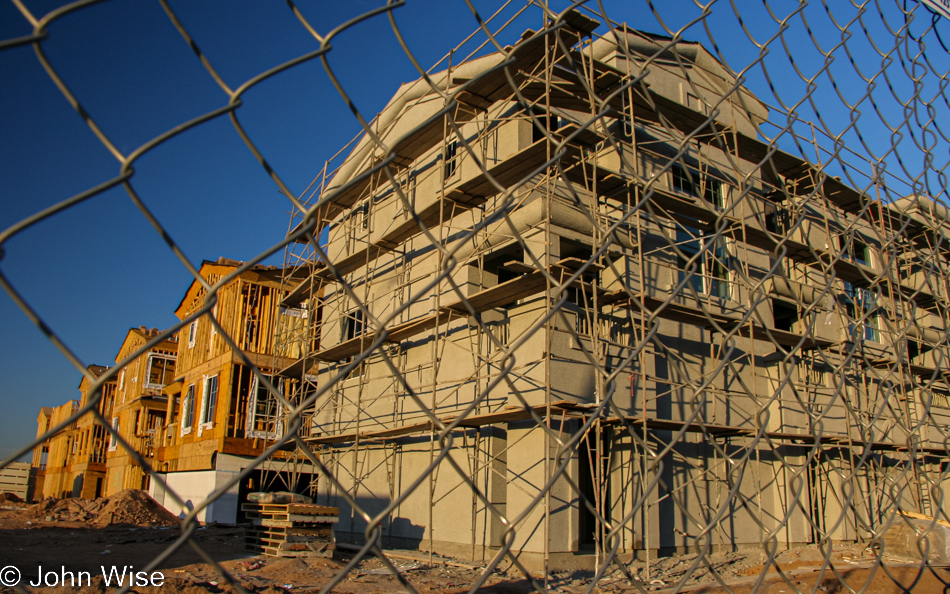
277;14;950;569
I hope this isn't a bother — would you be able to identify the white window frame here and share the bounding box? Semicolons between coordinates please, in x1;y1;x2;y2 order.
143;353;176;390
180;384;195;436
246;375;283;440
108;417;119;451
198;374;219;436
187;319;198;349
117;369;125;391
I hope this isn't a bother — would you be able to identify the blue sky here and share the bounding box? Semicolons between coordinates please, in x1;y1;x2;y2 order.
1;0;948;462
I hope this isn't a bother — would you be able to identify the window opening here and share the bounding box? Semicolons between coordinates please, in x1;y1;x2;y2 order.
672;163;724;210
180;384;195;436
144;354;176;390
246;375;283;440
842;282;879;342
187;320;198;349
444;140;459;179
772;300;799;332
199;374;219;431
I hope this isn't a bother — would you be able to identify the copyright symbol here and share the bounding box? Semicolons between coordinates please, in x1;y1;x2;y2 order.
0;566;20;587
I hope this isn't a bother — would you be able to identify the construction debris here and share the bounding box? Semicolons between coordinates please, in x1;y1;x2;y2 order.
26;488;180;527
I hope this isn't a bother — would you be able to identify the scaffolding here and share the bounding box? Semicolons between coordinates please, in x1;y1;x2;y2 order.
266;6;950;579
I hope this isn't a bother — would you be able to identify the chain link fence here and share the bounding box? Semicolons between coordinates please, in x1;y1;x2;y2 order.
4;1;950;592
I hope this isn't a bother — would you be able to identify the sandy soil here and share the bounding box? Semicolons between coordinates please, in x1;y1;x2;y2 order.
1;497;946;593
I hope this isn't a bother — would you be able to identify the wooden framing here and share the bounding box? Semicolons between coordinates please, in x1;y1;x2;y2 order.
156;258;297;473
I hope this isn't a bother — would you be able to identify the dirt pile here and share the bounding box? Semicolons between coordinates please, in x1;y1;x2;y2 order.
0;492;25;506
95;488;180;527
27;489;179;527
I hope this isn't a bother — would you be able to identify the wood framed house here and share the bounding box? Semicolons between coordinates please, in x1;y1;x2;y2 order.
104;326;177;496
149;258;318;524
158;258;291;471
65;364;117;499
35;399;78;499
29;407;53;500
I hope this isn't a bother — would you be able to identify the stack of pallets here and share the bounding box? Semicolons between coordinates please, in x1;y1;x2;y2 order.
243;502;339;558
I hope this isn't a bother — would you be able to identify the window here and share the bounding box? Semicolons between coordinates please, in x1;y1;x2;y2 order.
246;375;283;440
765;205;789;235
343;308;365;342
840;234;872;266
144;354;176;390
198;374;218;435
359;200;370;230
672;163;724;210
532;112;559;143
842;282;879;342
108;417;119;451
396;171;417;216
710;237;731;299
180;384;195;436
187;320;198;349
676;227;731;299
772;300;799;332
677;226;705;295
444;140;459;179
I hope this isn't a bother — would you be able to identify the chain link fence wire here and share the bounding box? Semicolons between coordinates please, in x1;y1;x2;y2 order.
5;0;950;592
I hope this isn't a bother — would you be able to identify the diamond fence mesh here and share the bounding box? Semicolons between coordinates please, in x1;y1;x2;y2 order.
4;0;950;592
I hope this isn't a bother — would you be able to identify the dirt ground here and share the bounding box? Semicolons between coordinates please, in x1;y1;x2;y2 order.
1;496;948;593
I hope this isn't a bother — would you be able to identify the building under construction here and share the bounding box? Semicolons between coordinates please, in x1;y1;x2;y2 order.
274;12;950;569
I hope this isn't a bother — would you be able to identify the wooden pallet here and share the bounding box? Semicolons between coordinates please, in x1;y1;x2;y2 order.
242;503;340;524
247;526;333;544
242;503;339;516
247;517;339;527
243;503;339;559
250;524;334;536
262;546;335;558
